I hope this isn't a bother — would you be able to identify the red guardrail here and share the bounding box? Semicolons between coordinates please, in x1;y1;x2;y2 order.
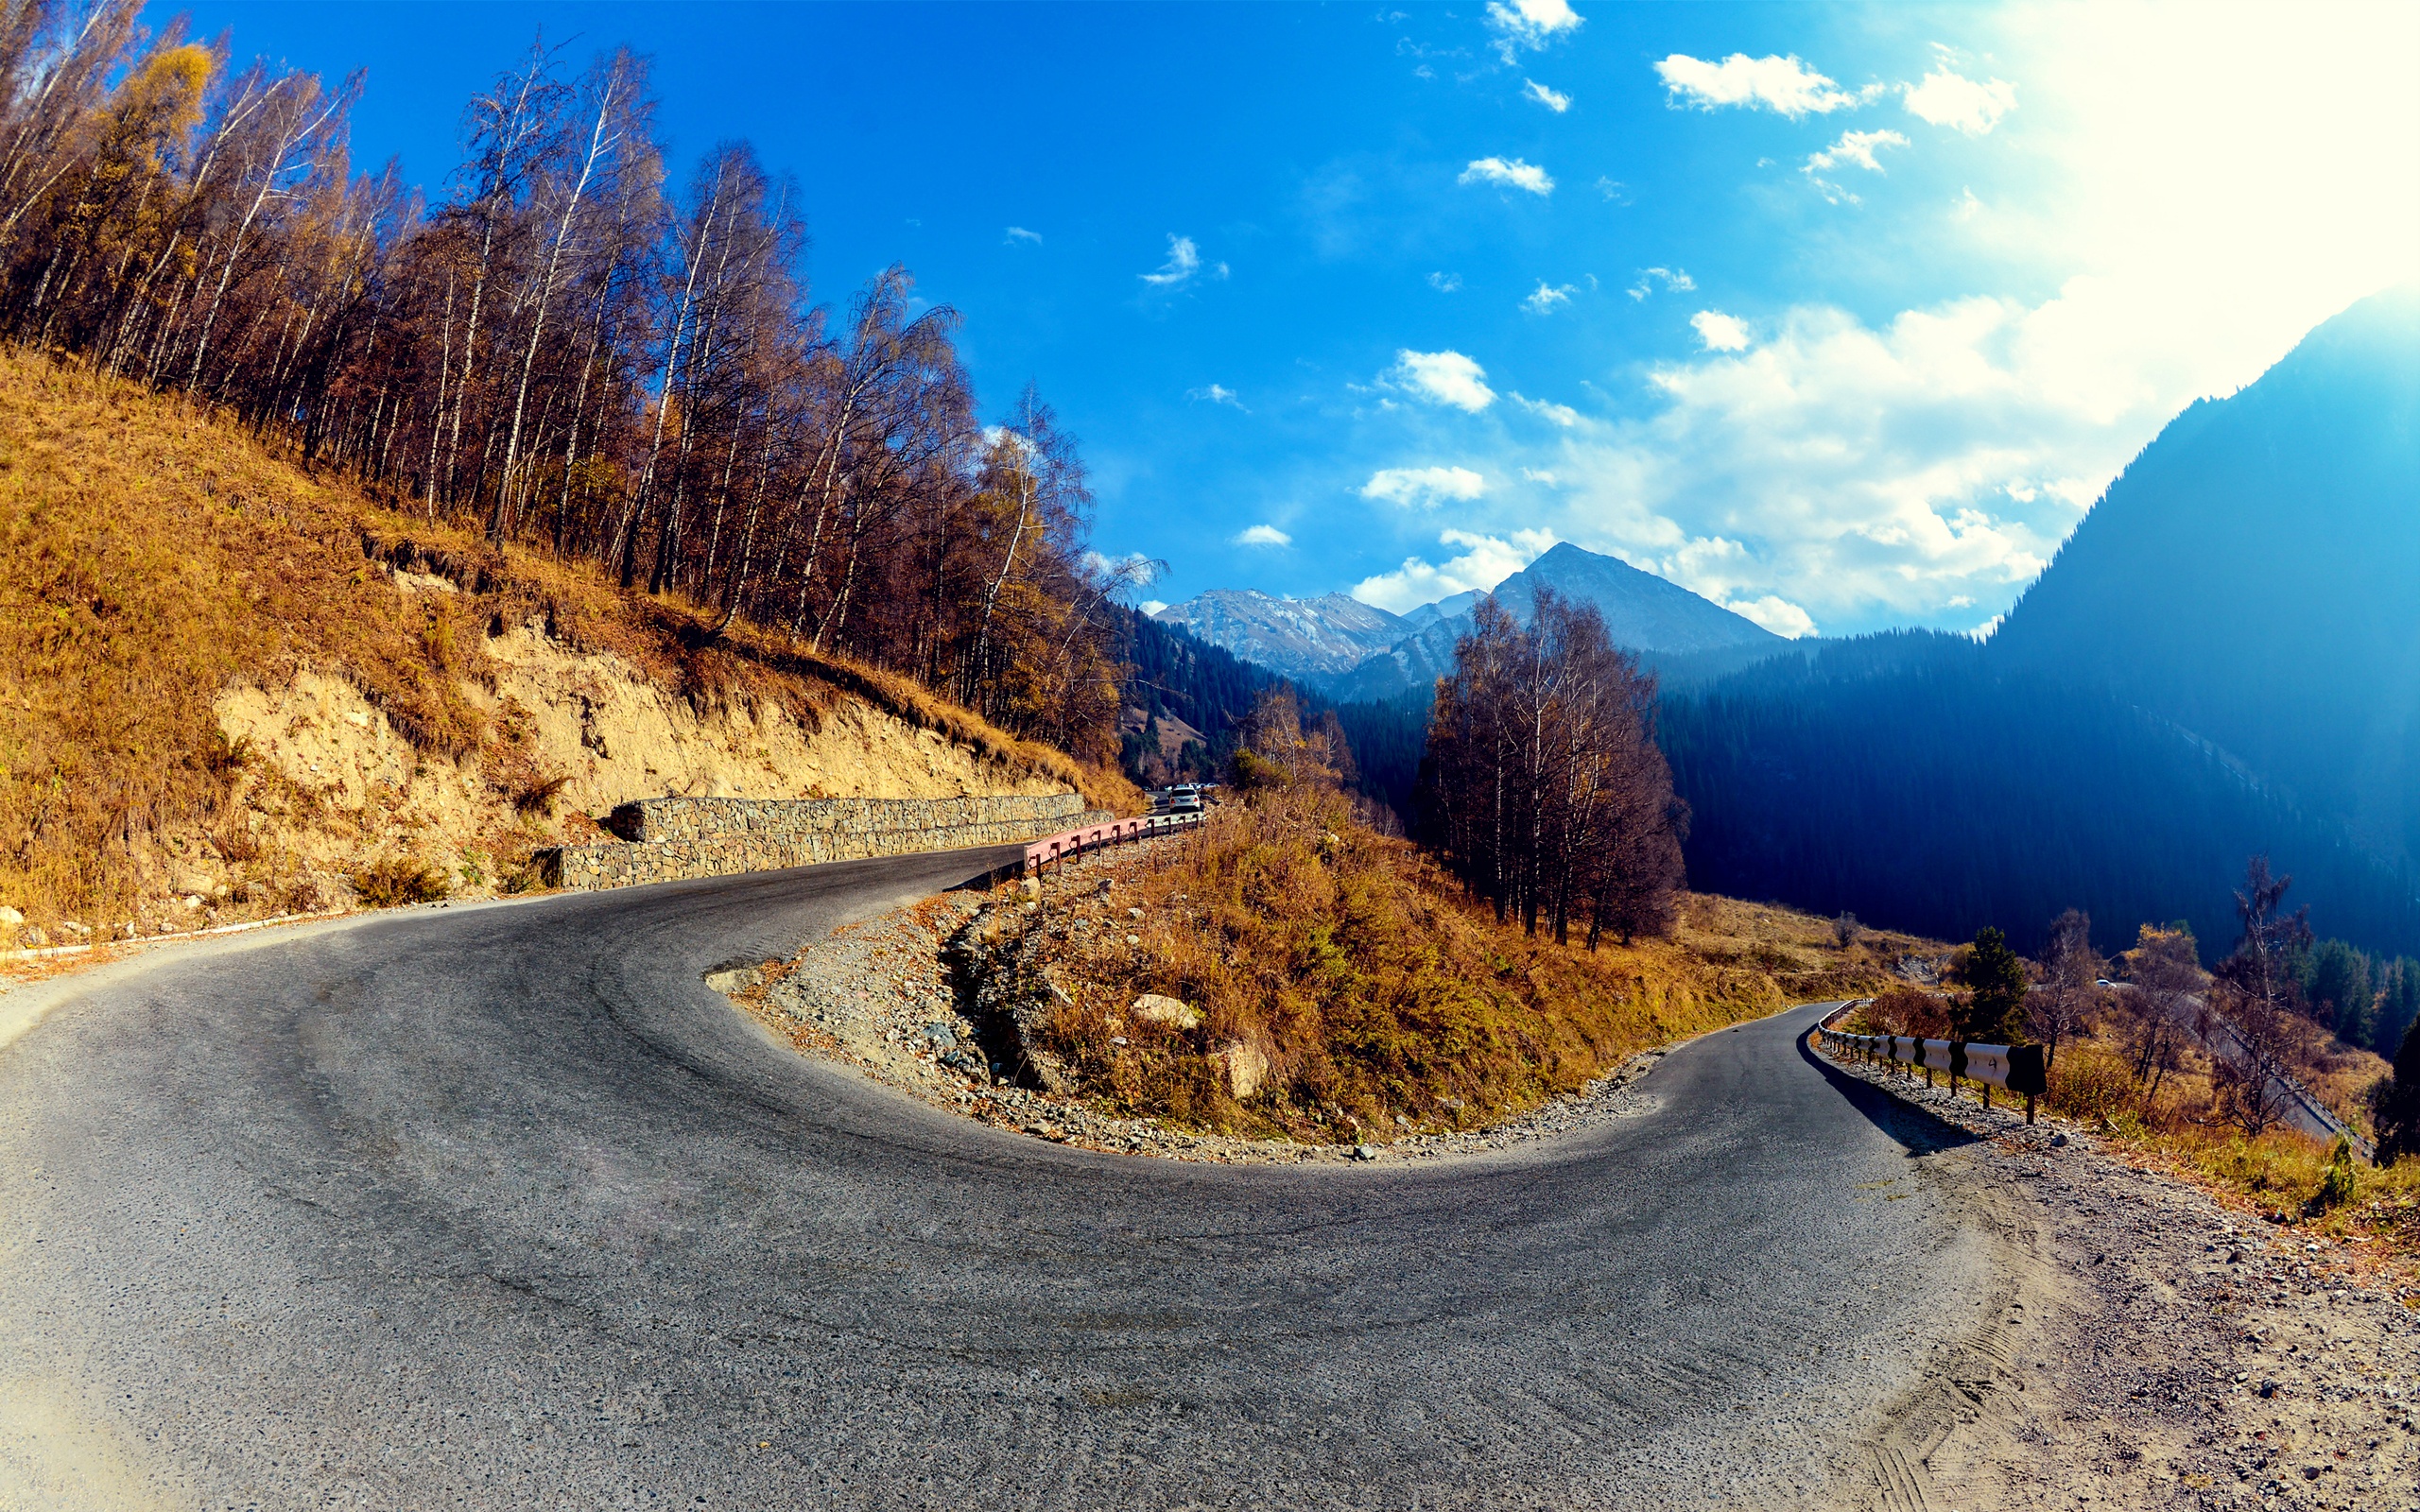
1022;812;1202;873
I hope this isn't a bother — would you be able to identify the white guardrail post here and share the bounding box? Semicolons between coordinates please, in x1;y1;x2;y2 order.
1813;1020;2050;1125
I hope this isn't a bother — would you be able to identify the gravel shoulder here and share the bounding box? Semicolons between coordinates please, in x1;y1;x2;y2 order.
1819;1045;2420;1512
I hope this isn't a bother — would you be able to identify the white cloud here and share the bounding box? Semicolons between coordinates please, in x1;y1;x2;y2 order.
1512;393;1582;427
1803;128;1911;202
1690;310;1752;351
1352;528;1558;612
1083;549;1156;581
1232;524;1292;547
1522;78;1571;112
1004;226;1043;245
1806;129;1910;175
1139;233;1224;287
1594;177;1632;204
1459;156;1554;196
1485;0;1582;62
1654;53;1876;118
1187;383;1246;409
1541;293;2214;629
1723;595;1819;638
1360;466;1489;507
1137;599;1168;616
1387;349;1496;411
1523;281;1576;314
1903;67;2017;135
1627;266;1696;301
1428;270;1462;292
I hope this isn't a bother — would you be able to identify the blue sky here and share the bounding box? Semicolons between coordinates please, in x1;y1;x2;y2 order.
158;1;2420;636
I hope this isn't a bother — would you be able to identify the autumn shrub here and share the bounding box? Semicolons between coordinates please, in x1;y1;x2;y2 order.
2312;1137;2358;1212
1862;988;1952;1040
350;855;451;907
2046;1040;2142;1125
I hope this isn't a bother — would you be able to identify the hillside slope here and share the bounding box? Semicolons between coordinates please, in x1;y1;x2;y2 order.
1992;284;2420;867
0;354;1133;943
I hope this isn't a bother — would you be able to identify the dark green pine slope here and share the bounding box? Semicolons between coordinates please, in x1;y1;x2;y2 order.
1992;284;2420;868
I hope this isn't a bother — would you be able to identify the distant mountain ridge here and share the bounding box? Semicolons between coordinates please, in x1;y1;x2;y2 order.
1326;542;1783;700
1150;590;1407;679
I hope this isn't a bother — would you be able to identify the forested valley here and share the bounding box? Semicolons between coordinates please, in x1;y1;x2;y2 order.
0;2;1129;762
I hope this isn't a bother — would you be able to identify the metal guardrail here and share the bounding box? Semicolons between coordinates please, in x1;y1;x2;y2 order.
1022;810;1202;874
1814;1024;2050;1123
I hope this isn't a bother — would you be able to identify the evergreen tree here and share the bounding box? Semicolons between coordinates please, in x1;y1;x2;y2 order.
1955;926;2029;1044
2378;958;2420;1059
2376;1012;2420;1165
2302;938;2375;1044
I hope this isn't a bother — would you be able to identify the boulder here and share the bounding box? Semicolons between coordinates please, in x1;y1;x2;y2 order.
703;967;762;994
1216;1040;1270;1099
1131;994;1202;1030
1016;877;1041;902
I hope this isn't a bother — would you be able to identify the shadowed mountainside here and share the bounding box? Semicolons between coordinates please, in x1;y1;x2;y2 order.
1992;284;2420;870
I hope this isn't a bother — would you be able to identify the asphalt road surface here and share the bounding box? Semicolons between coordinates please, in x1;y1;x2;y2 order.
0;849;2007;1510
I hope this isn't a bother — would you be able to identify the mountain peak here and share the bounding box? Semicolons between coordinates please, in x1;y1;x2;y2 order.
1321;543;1783;701
1493;543;1781;655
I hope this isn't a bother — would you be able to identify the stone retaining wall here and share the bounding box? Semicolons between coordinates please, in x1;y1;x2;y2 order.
601;792;1088;844
537;793;1107;891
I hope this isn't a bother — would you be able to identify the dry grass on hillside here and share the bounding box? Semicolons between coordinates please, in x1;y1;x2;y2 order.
2037;1028;2418;1247
1852;993;2420;1254
1027;782;1933;1143
0;352;1136;932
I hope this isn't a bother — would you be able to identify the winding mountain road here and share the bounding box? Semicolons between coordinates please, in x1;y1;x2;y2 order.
1;849;2013;1510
